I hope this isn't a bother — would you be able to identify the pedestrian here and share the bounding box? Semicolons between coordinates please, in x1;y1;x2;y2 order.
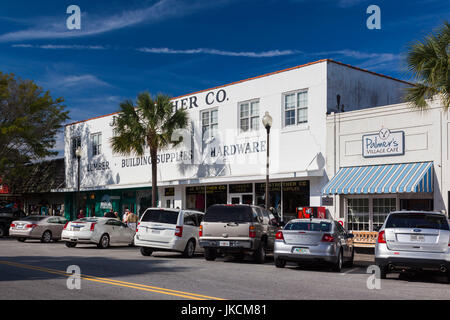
104;210;115;218
122;208;130;224
77;209;85;219
126;210;138;230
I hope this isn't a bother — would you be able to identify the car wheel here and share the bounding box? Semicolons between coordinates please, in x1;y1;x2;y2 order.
65;242;77;248
183;239;196;258
378;264;388;279
204;248;217;261
275;258;286;268
333;250;343;272
253;241;266;264
97;234;110;249
140;247;153;256
346;248;354;267
17;238;26;242
41;230;52;243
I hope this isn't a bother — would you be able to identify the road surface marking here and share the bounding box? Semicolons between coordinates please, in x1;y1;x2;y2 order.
0;260;225;300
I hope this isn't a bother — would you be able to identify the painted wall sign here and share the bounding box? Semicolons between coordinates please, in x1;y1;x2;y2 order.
362;128;404;158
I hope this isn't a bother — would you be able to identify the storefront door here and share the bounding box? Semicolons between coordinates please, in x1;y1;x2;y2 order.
228;194;253;205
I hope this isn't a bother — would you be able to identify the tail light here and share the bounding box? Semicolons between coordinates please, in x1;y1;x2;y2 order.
275;231;284;241
377;230;386;244
136;222;140;233
249;226;256;238
175;226;183;237
10;223;15;228
90;223;96;231
26;224;37;229
321;234;335;242
63;222;69;230
199;225;203;237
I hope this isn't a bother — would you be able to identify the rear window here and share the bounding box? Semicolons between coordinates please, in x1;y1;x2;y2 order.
74;218;99;223
141;209;179;225
284;222;332;232
385;213;450;230
22;216;47;222
204;205;255;223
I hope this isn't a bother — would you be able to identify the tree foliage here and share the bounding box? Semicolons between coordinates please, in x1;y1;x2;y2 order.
405;21;450;109
111;92;189;206
0;72;69;192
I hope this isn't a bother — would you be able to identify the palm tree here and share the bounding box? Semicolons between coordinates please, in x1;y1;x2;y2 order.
405;21;449;110
111;92;189;207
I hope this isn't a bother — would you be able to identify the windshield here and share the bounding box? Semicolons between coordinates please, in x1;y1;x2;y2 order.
204;205;255;223
385;213;449;230
22;216;47;222
141;209;179;225
284;222;332;232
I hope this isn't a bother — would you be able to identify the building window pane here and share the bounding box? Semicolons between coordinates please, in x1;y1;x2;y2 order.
347;198;369;231
373;198;396;231
284;90;308;127
239;100;259;132
91;133;102;156
71;136;81;159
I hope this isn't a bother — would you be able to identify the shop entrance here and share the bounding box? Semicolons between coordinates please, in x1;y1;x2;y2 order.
229;194;253;205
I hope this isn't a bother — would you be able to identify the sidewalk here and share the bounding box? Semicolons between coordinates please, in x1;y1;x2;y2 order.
354;247;375;267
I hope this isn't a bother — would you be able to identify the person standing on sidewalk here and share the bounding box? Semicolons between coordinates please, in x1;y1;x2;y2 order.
126;210;138;230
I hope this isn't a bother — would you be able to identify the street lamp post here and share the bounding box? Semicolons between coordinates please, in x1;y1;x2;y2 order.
75;146;82;220
262;112;273;210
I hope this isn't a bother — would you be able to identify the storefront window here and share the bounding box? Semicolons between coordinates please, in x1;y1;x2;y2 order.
256;182;281;211
347;198;369;231
186;186;206;212
282;181;310;221
373;198;396;231
206;185;227;210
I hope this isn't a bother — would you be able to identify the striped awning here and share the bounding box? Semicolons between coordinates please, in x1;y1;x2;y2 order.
322;162;433;195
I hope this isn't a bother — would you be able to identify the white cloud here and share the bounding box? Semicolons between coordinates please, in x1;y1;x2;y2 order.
0;0;233;42
137;47;300;58
12;44;108;50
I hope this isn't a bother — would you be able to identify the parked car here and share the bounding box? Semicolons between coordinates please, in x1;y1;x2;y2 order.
9;215;67;243
135;208;204;258
0;207;26;237
198;204;279;263
375;211;450;282
62;217;135;248
274;219;354;272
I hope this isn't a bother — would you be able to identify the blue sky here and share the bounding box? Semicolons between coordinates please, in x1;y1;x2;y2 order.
0;0;448;155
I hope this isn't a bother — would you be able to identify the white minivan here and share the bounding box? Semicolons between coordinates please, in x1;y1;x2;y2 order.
134;208;204;258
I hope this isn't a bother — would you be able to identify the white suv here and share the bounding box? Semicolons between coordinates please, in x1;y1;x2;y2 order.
375;211;450;282
135;208;204;258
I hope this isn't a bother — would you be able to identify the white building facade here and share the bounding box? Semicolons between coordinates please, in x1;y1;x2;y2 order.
62;59;410;221
323;98;450;231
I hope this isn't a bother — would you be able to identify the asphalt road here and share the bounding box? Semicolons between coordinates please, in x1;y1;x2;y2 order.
0;238;448;300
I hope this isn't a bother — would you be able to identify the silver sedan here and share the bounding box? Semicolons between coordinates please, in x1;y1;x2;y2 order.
62;217;135;249
9;215;68;243
274;219;354;272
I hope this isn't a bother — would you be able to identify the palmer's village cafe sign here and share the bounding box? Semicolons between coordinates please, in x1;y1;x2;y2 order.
362;128;405;158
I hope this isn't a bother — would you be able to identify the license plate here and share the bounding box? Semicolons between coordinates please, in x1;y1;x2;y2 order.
293;248;310;254
219;241;230;247
151;229;160;234
410;235;425;242
17;225;25;229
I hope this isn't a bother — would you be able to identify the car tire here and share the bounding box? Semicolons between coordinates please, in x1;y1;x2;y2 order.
275;258;286;268
204;248;217;261
140;247;153;256
346;248;355;267
17;238;26;242
253;241;266;264
182;239;196;258
333;250;344;272
97;234;110;249
378;264;388;279
41;230;52;243
65;242;77;248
